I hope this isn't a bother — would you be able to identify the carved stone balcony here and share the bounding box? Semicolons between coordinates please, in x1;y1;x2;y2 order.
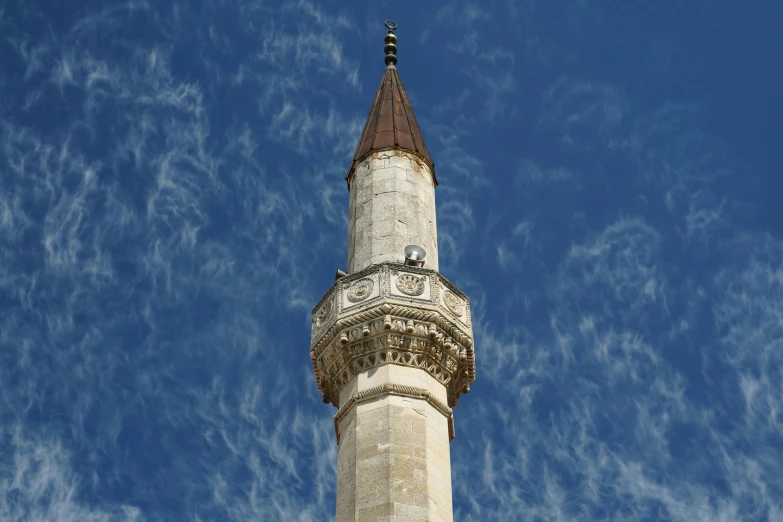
310;263;476;410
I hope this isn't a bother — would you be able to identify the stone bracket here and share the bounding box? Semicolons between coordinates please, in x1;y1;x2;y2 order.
310;263;476;409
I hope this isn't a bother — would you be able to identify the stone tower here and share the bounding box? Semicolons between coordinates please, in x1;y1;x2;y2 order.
309;21;476;522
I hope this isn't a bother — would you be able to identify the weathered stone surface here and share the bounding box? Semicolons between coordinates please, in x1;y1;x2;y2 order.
310;263;475;410
313;70;477;522
312;263;474;522
335;366;453;522
348;150;438;273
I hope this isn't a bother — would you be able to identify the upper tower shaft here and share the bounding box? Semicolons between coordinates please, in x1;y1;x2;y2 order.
347;24;439;273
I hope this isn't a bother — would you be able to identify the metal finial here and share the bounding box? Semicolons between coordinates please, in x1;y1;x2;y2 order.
384;20;398;68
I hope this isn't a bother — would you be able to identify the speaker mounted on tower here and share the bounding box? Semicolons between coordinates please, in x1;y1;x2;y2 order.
404;245;427;267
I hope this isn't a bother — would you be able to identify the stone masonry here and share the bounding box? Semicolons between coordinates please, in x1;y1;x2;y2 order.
335;367;453;521
348;150;439;273
309;22;476;522
310;262;475;521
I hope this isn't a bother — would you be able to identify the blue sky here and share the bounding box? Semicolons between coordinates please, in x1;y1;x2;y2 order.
1;0;782;520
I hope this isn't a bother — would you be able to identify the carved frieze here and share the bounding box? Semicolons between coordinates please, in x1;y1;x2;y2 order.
340;272;381;312
347;278;374;302
310;263;476;409
321;298;335;321
443;290;464;317
312;293;336;340
396;273;426;296
389;268;431;301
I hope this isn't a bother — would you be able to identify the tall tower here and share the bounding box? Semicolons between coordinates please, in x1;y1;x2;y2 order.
310;21;476;522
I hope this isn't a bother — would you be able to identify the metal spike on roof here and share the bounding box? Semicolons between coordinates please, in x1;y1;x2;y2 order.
347;20;436;186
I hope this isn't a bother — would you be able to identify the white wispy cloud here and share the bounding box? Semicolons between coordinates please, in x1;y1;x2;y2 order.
0;2;357;519
541;75;628;149
1;1;779;521
0;428;145;522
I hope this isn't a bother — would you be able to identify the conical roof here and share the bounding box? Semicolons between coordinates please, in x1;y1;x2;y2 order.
347;66;436;184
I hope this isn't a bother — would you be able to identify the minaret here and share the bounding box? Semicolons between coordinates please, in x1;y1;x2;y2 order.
310;21;476;522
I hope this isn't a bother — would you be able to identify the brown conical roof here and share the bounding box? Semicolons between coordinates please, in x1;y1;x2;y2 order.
347;66;436;185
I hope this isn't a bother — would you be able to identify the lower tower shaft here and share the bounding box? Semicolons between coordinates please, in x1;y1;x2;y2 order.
311;259;474;520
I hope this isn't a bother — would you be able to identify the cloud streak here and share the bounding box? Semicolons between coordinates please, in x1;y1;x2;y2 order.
1;0;779;521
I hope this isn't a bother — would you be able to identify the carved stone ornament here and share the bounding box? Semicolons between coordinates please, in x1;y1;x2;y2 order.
314;311;471;408
315;299;333;327
347;278;374;302
396;273;425;296
443;291;464;317
310;263;475;411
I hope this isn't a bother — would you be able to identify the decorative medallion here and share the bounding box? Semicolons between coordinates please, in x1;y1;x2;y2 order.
347;278;374;302
396;273;426;296
314;299;333;327
443;291;464;316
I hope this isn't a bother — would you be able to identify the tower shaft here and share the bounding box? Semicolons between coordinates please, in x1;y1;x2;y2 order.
335;365;453;521
348;150;439;273
311;261;473;520
309;22;475;522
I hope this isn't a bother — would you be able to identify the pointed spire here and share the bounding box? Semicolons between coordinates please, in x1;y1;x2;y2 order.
347;21;436;185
